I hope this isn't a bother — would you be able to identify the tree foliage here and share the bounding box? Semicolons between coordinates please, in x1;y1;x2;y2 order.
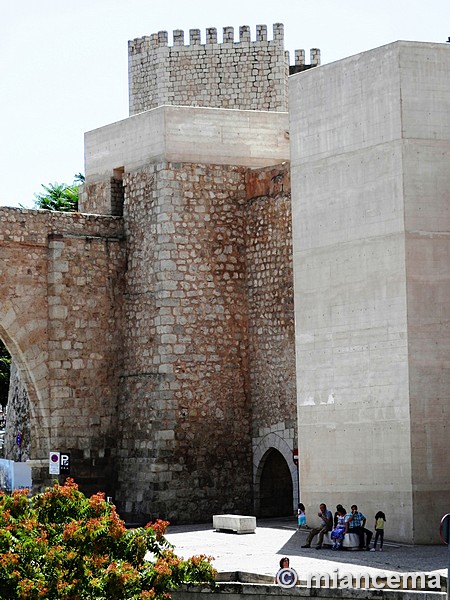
0;340;11;408
0;479;216;599
33;174;85;212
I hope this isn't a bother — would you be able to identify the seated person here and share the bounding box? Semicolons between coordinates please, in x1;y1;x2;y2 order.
345;504;373;550
333;503;345;527
301;503;333;549
330;506;347;550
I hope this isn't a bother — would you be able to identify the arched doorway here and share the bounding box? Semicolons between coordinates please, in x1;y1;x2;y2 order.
0;339;10;456
253;433;298;517
258;448;293;517
0;337;32;462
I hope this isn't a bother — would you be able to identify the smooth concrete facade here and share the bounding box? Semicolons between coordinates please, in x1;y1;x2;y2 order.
84;105;289;182
289;41;450;543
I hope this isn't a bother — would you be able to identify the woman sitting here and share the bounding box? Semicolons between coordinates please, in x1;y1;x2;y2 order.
330;505;347;550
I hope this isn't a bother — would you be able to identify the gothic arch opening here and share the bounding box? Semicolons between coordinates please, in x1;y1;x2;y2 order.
0;336;31;463
258;448;293;517
0;339;10;457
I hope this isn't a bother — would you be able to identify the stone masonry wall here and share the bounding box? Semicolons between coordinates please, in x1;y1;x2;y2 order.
244;165;297;484
46;231;125;494
128;22;320;116
0;208;125;495
116;161;253;523
128;24;291;115
79;178;124;217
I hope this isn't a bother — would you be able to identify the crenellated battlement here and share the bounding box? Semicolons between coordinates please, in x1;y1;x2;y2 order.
289;47;321;73
128;23;320;116
129;23;286;54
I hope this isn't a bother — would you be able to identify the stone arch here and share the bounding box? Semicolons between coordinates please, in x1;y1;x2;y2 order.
0;315;49;461
253;433;298;517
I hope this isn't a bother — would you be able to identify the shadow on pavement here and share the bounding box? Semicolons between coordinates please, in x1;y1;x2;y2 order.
268;518;448;574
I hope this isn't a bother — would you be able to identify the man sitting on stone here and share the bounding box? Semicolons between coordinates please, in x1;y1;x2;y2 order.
301;503;333;549
345;504;373;550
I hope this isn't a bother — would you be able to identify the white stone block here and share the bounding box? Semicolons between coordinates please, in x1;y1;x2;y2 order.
213;514;256;534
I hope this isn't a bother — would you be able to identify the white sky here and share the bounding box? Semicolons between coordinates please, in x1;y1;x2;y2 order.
1;0;449;208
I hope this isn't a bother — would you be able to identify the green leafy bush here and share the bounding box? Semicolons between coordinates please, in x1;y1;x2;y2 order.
0;479;216;599
33;173;85;212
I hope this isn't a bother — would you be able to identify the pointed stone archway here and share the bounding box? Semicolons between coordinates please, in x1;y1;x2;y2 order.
253;432;298;517
0;319;49;457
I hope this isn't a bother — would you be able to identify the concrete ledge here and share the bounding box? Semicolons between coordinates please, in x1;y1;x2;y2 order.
172;583;445;599
323;532;360;549
213;514;256;534
85;105;289;182
216;571;274;584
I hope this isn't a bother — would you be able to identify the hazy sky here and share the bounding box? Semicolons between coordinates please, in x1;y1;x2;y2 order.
1;0;449;208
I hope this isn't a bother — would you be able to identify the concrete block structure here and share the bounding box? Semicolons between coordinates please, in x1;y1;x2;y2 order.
0;25;448;542
289;41;450;543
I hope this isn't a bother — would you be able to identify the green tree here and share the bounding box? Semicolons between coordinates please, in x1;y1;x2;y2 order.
33;173;85;212
0;479;216;599
0;340;11;408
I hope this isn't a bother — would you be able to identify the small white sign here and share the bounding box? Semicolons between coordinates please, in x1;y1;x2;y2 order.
49;451;60;475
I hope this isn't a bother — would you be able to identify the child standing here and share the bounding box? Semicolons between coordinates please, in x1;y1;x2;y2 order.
297;503;307;529
370;511;386;551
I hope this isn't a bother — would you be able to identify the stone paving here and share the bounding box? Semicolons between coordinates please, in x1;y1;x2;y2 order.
165;517;448;584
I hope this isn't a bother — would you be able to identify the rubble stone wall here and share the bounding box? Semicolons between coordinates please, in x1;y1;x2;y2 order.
243;165;298;510
245;165;296;437
116;161;254;523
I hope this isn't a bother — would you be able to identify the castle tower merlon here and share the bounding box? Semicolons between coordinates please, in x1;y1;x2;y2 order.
158;30;168;46
129;32;172;53
173;29;184;46
289;48;321;74
310;48;321;66
206;27;217;45
128;36;151;54
295;49;305;66
223;26;234;43
239;25;251;43
256;24;268;42
189;29;201;45
273;23;284;42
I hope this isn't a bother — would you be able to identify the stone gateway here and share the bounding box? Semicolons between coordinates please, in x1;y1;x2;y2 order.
0;25;448;543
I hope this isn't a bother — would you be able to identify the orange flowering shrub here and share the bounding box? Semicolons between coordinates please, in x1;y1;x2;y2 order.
0;479;216;599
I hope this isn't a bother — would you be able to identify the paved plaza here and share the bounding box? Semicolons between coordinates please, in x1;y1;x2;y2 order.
165;517;448;585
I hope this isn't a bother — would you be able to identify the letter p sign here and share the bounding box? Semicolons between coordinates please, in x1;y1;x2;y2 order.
60;453;71;474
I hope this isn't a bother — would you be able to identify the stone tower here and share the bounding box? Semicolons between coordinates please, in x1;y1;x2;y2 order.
128;23;319;115
80;24;313;521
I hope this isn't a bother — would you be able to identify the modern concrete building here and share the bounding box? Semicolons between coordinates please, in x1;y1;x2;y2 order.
290;41;450;543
